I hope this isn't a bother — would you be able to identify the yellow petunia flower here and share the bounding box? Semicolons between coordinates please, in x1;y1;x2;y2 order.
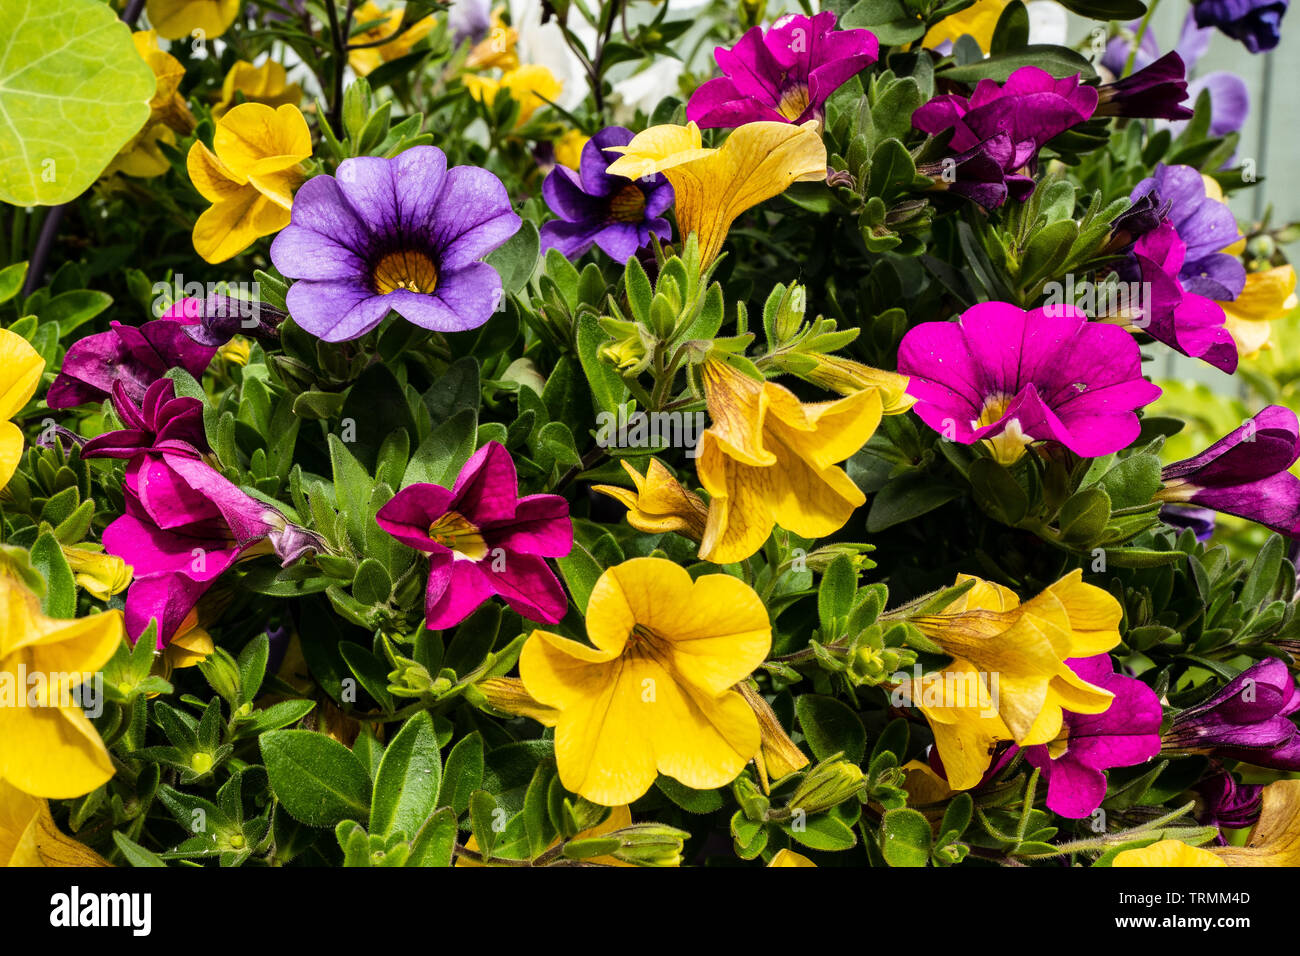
1219;265;1298;359
1112;839;1225;867
768;848;816;867
0;330;43;493
903;571;1120;788
146;0;241;41
519;557;772;806
695;357;882;564
606;121;827;267
465;7;519;72
215;60;303;118
348;1;437;76
0;780;111;867
553;129;589;171
0;570;124;799
60;548;132;603
922;0;1008;52
108;32;194;179
186;102;311;264
592;459;709;543
161;608;215;674
1213;779;1300;866
463;64;563;126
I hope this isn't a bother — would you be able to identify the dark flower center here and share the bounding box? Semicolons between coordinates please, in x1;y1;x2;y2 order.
776;83;810;121
608;183;647;223
372;249;439;295
428;510;487;560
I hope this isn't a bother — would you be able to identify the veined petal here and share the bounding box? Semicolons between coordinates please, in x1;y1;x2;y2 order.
0;329;45;422
0;706;114;800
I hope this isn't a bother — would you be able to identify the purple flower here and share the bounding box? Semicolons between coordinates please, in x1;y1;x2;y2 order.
46;304;218;409
1023;655;1163;818
539;126;673;261
1164;659;1300;770
270;145;522;343
911;66;1097;208
1131;164;1246;300
1197;772;1264;841
918;132;1029;209
897;302;1162;463
1158;405;1300;537
1095;52;1193;121
1159;503;1218;541
177;293;287;347
1107;192;1172;250
81;379;208;460
376;441;572;629
1194;0;1289;52
1124;220;1237;372
686;12;878;128
103;445;321;646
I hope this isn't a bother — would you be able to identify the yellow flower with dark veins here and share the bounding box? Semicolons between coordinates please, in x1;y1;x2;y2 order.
186;102;311;263
215;60;303;118
146;0;241;40
0;570;124;799
463;64;564;126
605;121;827;266
695;357;882;564
0;780;111;867
0;329;43;492
519;557;772;806
1220;265;1298;359
348;1;437;76
592;459;709;542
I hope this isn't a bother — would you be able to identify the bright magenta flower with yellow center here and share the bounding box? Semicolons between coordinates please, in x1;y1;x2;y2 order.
519;557;771;806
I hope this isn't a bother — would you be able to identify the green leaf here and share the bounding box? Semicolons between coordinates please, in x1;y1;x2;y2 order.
469;790;499;861
880;808;933;866
260;730;373;828
370;712;443;838
937;46;1097;82
867;476;962;532
0;0;155;205
439;731;484;817
795;694;867;763
408;806;458;867
556;541;603;614
0;262;27;304
29;532;75;618
485;220;539;295
112;831;166;867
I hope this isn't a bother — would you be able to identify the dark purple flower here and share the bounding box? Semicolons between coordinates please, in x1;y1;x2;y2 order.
270;145;521;343
46;306;218;409
375;441;572;629
1163;658;1300;769
539;126;673;262
918;132;1032;209
1197;771;1264;841
1158;405;1300;537
81;378;208;460
1107;192;1172;250
1159;503;1218;541
178;293;286;347
911;66;1097;208
1131;164;1246;300
1095;52;1193;120
1023;655;1163;818
687;11;878;128
1194;0;1289;52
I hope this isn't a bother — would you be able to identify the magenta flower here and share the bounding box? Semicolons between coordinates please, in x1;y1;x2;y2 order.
896;303;1162;463
81;379;208;460
1159;405;1300;537
1163;658;1300;770
686;12;878;128
539;126;673;261
103;446;320;646
376;441;572;629
270;146;521;343
1125;220;1237;372
911;66;1097;208
1094;51;1193;121
46;302;218;409
1022;655;1162;818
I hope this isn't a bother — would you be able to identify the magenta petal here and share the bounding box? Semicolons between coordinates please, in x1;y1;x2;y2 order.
425;557;495;629
376;483;456;552
488;493;573;557
452;441;519;525
486;552;569;624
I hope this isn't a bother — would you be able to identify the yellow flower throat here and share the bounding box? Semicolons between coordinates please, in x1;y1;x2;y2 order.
373;249;439;295
428;511;488;560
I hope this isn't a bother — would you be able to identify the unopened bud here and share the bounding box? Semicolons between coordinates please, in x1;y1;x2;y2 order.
790;757;865;815
608;824;690;867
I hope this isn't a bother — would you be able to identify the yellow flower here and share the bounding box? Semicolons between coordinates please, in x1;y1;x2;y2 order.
463;64;563;126
186;102;311;264
146;0;241;40
161;608;215;673
107;124;180;179
215;60;303;118
348;2;437;76
465;7;519;71
1213;779;1300;866
519;557;771;806
593;459;709;542
553;129;589;170
799;354;915;415
457;804;638;867
0;329;44;492
218;336;252;366
768;848;816;867
0;780;110;867
1112;839;1225;867
60;548;132;602
605;120;826;266
904;571;1121;788
922;0;1008;52
695;357;882;564
477;676;560;725
1220;265;1298;359
0;570;123;799
133;30;195;133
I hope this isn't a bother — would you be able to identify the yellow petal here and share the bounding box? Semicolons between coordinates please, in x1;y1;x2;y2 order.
0;421;23;493
1113;839;1226;867
187;140;246;201
0;706;114;800
1214;779;1300;866
768;848;817;867
213;103;311;181
192;189;290;264
0;328;44;422
908;660;1011;790
0;780;111;867
922;0;1008;51
146;0;241;40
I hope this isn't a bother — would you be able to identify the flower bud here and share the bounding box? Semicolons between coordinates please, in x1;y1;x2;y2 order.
608;823;690;867
790;757;866;815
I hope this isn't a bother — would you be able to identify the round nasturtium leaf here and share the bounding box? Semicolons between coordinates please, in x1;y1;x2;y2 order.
0;0;156;206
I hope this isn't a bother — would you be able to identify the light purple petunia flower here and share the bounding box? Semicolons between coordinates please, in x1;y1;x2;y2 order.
686;11;878;129
1158;405;1300;537
1163;658;1300;769
375;441;572;630
896;302;1162;462
46;302;218;409
81;378;208;460
1023;655;1163;818
1194;0;1289;53
1130;164;1246;301
539;126;674;262
270;145;522;343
